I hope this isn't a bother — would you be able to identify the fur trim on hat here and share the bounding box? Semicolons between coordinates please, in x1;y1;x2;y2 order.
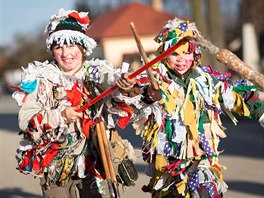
46;30;96;56
45;8;96;56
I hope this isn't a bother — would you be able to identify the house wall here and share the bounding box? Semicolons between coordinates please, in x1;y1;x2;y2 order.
102;36;159;67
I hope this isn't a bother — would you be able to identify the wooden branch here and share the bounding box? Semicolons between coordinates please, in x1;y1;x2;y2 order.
95;122;116;198
99;121;117;183
96;122;110;178
193;36;264;90
130;22;160;91
216;49;264;90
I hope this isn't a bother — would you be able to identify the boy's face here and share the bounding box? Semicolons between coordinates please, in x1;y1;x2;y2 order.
52;44;84;75
166;52;194;74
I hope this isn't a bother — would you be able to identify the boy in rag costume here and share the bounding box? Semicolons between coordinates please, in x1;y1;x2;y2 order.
12;8;138;198
117;17;264;197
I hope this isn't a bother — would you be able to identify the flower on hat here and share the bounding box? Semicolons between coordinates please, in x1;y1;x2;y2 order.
45;8;96;56
68;12;90;24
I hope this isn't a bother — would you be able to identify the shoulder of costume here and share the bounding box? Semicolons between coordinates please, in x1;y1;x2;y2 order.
195;65;207;75
21;60;61;83
84;59;114;76
83;59;115;84
195;65;219;83
84;59;114;69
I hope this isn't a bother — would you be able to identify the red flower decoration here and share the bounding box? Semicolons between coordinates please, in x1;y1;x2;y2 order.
68;11;90;24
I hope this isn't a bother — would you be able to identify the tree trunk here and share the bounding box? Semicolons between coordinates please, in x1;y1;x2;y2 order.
207;0;227;72
191;0;212;66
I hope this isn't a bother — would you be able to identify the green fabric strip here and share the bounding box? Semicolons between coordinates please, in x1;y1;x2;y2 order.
198;110;204;133
59;20;80;27
166;120;173;140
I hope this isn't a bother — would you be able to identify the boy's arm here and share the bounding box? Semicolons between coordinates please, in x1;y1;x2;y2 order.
18;80;65;132
231;86;264;127
18;87;42;131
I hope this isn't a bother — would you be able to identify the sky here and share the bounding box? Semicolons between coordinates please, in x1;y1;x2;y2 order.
0;0;241;47
0;0;75;46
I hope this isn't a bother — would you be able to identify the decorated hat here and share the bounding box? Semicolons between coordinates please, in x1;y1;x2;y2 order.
45;8;96;56
154;17;202;56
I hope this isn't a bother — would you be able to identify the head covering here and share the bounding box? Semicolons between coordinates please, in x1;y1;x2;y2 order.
154;17;202;57
45;8;96;56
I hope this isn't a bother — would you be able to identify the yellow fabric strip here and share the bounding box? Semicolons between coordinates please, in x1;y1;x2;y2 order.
160;81;178;115
213;87;220;105
176;176;188;194
183;81;199;140
59;156;73;184
155;155;167;172
209;166;223;180
232;91;250;116
146;123;158;142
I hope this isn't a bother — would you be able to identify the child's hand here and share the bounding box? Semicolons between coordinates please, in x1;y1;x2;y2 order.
61;106;82;124
116;73;136;92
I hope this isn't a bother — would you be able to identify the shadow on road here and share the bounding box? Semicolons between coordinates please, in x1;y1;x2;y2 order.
118;117;264;159
0;188;42;198
219;116;264;158
1;113;263;197
226;180;264;197
0;114;19;132
133;160;264;197
1;114;263;159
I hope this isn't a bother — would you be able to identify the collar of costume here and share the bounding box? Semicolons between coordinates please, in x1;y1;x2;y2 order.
167;66;196;81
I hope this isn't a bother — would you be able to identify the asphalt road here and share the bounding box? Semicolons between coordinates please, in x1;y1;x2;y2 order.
0;94;263;198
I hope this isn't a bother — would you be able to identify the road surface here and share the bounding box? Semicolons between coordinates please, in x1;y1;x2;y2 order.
0;95;263;198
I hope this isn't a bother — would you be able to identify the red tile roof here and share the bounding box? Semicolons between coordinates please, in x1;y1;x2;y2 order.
86;2;175;40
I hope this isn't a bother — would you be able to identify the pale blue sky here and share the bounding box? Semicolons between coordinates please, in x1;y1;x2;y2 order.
0;0;240;47
0;0;75;46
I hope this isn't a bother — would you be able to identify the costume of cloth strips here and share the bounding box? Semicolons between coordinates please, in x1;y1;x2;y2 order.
12;8;138;195
113;17;264;197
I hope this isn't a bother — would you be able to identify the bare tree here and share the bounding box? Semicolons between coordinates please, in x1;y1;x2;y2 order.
75;0;98;20
2;33;51;72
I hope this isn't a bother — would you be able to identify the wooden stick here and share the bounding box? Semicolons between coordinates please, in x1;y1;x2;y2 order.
130;22;160;91
96;123;110;179
99;121;117;183
216;49;264;90
96;122;116;198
